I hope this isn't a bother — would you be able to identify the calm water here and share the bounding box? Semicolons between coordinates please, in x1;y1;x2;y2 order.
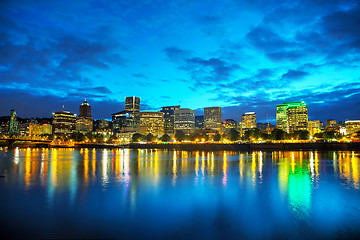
1;148;360;239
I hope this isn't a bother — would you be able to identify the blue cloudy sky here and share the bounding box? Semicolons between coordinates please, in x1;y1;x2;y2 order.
1;0;360;123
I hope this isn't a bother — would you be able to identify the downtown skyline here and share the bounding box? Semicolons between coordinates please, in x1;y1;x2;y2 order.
1;0;360;123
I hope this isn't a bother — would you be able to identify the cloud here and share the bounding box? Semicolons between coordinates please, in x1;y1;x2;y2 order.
132;73;148;79
280;70;309;81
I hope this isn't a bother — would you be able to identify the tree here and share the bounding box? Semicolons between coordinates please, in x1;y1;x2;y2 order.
213;133;221;142
298;130;309;140
69;132;85;142
161;134;171;142
271;129;286;140
229;128;240;141
132;133;143;142
146;133;155;142
175;130;185;142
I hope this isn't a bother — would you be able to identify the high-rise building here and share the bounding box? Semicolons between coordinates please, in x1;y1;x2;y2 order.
139;111;164;136
161;105;180;134
195;116;204;130
76;99;93;133
204;107;222;132
241;112;256;129
29;123;43;135
276;101;308;133
8;109;18;135
174;108;195;134
52;111;76;134
326;119;337;127
222;119;239;133
345;120;360;135
125;96;140;115
79;99;92;118
42;124;52;135
112;111;138;134
308;120;321;136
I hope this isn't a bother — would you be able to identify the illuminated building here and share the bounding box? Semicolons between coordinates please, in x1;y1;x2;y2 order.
241;112;256;129
29;123;43;135
195;116;204;130
98;119;110;129
345;120;360;135
276;101;308;133
222;119;239;133
9;109;18;135
204;107;222;132
76;99;93;133
139;111;164;136
112;111;138;134
174;108;195;134
52;111;76;134
326;119;337;127
308;120;321;136
79;99;91;118
161;105;180;134
42;124;52;134
125;96;140;122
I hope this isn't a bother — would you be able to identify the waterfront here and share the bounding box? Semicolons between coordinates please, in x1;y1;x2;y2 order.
1;148;360;239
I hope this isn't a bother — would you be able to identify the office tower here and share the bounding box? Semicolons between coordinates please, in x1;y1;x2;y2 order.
8;109;18;135
308;120;321;136
29;123;43;135
125;96;140;115
326;119;337;127
98;119;110;130
79;99;91;118
241;112;256;129
222;119;238;133
42;124;52;135
76;99;93;133
139;111;164;136
174;108;195;134
195;116;204;130
276;104;288;131
345;120;360;135
161;105;180;134
112;111;138;134
204;107;222;132
276;101;308;133
52;111;76;134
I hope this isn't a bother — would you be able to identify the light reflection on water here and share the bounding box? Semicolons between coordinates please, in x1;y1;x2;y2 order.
0;148;360;239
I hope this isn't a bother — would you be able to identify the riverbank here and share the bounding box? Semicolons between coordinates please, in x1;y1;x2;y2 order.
127;142;360;151
1;141;359;151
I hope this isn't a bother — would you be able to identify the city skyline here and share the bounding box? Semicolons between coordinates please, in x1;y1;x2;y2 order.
1;0;360;123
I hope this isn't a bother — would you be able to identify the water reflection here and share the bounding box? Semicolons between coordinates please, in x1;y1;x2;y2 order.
1;148;360;238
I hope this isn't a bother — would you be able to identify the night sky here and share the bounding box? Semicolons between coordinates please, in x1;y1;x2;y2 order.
1;0;360;123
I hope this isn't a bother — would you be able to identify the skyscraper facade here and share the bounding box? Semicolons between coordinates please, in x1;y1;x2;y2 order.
161;105;180;134
125;96;140;115
241;112;256;129
345;120;360;135
204;107;222;132
76;99;93;133
195;116;204;130
276;101;308;133
174;108;195;134
52;111;76;134
79;99;92;118
139;111;164;136
8;109;18;135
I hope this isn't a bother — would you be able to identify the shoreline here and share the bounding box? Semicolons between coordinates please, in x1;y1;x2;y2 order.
1;142;359;151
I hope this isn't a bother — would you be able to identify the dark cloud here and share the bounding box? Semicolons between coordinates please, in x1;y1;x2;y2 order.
280;70;309;81
163;47;191;62
132;73;148;79
0;89;123;119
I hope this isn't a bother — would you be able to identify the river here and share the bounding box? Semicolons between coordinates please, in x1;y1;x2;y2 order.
0;148;360;239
